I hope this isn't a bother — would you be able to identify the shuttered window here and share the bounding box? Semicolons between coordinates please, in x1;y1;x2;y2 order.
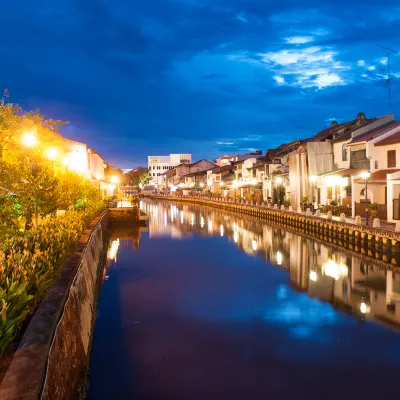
388;150;396;168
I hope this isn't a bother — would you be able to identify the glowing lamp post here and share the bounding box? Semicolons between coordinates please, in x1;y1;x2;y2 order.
21;132;37;148
360;171;371;226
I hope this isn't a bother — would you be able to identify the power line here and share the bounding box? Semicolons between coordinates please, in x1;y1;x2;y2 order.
377;44;397;112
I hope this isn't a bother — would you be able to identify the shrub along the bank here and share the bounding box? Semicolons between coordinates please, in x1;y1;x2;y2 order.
0;201;103;355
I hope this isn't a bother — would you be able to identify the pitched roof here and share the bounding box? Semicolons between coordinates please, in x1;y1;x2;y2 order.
348;121;400;144
374;125;400;146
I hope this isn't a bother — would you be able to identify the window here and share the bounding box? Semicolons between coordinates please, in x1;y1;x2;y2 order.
388;150;396;168
342;144;347;161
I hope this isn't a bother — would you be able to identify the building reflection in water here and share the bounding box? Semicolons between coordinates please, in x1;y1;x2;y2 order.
140;199;400;331
105;222;148;270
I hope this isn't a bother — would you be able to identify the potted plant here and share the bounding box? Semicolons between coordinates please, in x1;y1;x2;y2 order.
369;202;378;217
330;200;338;207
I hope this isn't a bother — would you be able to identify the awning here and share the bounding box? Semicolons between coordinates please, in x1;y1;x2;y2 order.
354;169;400;184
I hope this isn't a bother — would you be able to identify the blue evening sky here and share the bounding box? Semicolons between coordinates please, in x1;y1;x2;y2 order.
0;1;399;168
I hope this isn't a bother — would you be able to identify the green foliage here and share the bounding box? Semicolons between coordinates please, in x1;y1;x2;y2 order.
273;185;286;204
0;203;103;354
330;200;338;207
301;196;309;203
369;202;378;211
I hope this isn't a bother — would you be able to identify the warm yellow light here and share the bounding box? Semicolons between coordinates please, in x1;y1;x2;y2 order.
309;175;317;183
46;147;58;160
220;224;224;236
360;302;370;314
111;175;120;184
309;271;318;281
360;171;371;180
62;157;69;166
322;259;348;280
233;180;238;188
252;239;257;251
21;132;37;147
325;175;341;186
276;177;283;184
277;251;283;265
200;183;204;188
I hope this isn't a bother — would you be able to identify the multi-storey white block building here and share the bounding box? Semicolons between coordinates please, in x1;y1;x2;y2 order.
148;154;192;185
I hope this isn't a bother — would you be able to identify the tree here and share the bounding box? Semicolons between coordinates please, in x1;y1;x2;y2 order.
0;155;58;228
125;167;150;187
273;186;286;205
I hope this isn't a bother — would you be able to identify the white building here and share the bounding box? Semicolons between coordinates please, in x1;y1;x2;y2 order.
148;154;192;185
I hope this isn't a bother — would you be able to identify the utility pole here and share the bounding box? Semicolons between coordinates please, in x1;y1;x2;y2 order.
377;45;397;112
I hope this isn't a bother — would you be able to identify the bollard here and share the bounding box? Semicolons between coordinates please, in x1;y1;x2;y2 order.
289;206;293;212
373;218;380;228
281;205;285;211
355;215;362;225
306;208;311;216
327;211;333;220
268;203;272;208
340;213;346;222
274;204;278;210
297;206;302;213
315;209;321;217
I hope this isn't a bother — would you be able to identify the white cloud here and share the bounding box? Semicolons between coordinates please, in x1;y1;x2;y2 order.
284;36;314;44
312;73;342;88
368;66;376;71
361;73;368;78
274;75;285;84
255;46;348;89
216;141;234;145
357;60;365;66
380;57;388;65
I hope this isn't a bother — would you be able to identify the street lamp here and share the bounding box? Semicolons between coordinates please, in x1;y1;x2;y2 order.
360;171;371;225
21;131;37;147
309;175;317;213
111;175;120;184
46;147;58;160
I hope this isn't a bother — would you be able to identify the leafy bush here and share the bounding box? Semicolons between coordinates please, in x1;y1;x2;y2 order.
369;202;378;211
0;201;103;354
330;200;338;207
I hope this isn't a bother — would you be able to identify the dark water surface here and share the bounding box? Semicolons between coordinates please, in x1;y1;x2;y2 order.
88;200;400;399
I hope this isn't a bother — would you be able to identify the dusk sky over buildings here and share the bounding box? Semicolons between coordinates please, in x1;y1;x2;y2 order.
1;0;399;168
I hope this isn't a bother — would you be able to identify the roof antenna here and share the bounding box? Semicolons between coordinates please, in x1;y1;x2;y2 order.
377;45;397;113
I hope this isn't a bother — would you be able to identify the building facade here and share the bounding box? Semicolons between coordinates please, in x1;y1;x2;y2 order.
148;154;192;185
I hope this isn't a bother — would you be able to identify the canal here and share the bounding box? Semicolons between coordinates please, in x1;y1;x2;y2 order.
88;200;400;399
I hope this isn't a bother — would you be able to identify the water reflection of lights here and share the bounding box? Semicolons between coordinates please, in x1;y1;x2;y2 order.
309;271;318;281
208;219;213;232
360;302;370;314
191;214;195;226
234;231;238;243
322;260;348;280
164;211;168;226
180;210;184;224
220;224;224;236
252;240;257;251
276;251;283;265
108;239;120;261
200;216;205;228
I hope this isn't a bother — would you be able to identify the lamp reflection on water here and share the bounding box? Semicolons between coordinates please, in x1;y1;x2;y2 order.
191;213;195;226
276;251;283;265
252;240;257;251
200;216;205;228
108;239;120;261
220;224;224;236
322;259;348;280
309;271;318;282
180;210;184;224
360;302;370;314
234;231;239;243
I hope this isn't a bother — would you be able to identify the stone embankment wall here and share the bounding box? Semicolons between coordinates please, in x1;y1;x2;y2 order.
150;196;400;259
0;212;109;400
